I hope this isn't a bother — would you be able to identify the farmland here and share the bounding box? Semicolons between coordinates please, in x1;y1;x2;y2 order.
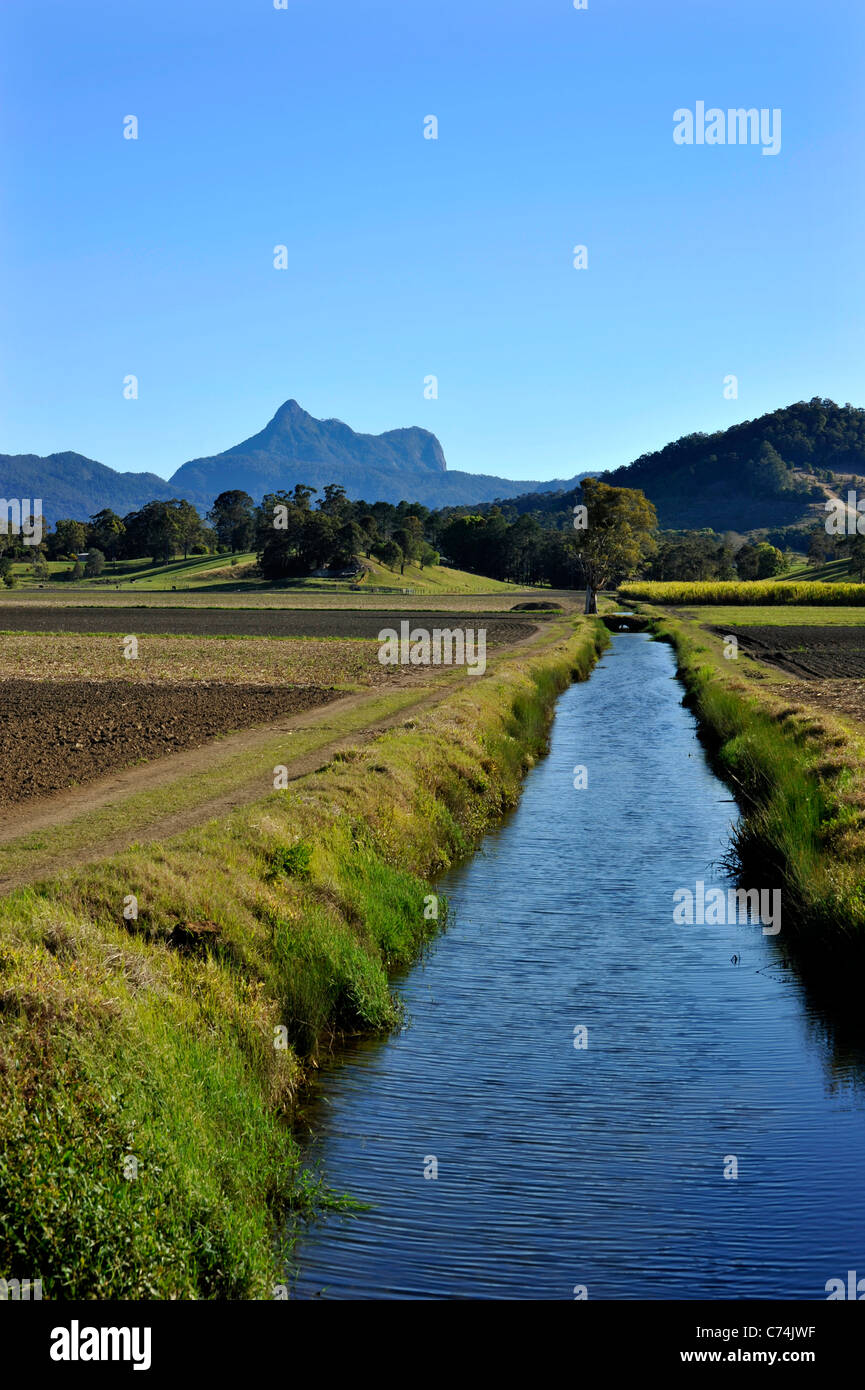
0;585;603;1298
0;631;402;687
0;587;561;612
0;604;536;641
635;601;865;716
619;579;865;605
704;617;865;726
715;624;865;680
0;680;340;809
663;605;865;628
0;607;537;815
0;594;548;888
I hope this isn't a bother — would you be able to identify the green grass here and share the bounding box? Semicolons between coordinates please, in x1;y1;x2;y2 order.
647;611;865;954
644;605;865;628
780;557;855;583
117;553;260;589
0;616;607;1298
10;552;260;591
357;556;519;594
10;552;523;597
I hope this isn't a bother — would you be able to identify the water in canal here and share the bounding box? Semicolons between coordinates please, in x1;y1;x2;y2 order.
290;633;865;1299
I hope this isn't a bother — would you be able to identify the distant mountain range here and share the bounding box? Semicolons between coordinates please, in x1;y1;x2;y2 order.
0;400;585;525
0;451;179;525
170;399;586;509
5;396;864;533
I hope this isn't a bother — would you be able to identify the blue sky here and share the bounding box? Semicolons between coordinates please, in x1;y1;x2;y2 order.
1;0;863;485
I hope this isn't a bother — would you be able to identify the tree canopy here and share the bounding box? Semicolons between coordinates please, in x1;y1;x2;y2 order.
572;478;658;611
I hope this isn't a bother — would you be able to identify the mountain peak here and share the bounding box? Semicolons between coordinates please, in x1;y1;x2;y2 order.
269;398;310;428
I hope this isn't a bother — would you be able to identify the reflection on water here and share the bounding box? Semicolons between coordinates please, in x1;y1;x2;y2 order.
290;635;865;1299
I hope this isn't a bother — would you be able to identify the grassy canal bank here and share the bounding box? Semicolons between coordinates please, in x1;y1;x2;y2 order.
0;617;607;1299
640;605;865;959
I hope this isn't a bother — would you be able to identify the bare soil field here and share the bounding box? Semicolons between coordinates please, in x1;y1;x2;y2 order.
0;632;406;687
719;625;865;678
0;610;565;889
0;605;537;641
0;591;571;613
0;679;341;808
762;676;865;724
0;608;544;814
716;624;865;724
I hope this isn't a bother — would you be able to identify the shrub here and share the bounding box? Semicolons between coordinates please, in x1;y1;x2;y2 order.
266;842;313;881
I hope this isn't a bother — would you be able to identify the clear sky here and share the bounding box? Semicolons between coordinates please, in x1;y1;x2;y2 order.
1;0;863;485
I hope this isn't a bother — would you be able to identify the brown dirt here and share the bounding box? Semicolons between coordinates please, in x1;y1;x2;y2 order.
0;681;467;894
0;631;406;688
719;625;865;679
0;605;536;642
755;676;865;725
721;624;865;724
0;614;554;892
0;680;340;808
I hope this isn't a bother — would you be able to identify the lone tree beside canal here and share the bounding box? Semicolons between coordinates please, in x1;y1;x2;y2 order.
573;479;658;613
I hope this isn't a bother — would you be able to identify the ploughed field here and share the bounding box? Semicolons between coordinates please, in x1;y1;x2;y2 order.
0;604;536;642
718;624;865;678
0;606;537;811
0;590;562;612
0;680;341;809
717;623;865;725
0;632;415;687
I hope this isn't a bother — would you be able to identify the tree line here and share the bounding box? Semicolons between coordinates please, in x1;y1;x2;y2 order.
0;477;837;591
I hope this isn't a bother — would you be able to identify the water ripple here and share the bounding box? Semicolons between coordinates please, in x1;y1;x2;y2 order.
291;635;865;1299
